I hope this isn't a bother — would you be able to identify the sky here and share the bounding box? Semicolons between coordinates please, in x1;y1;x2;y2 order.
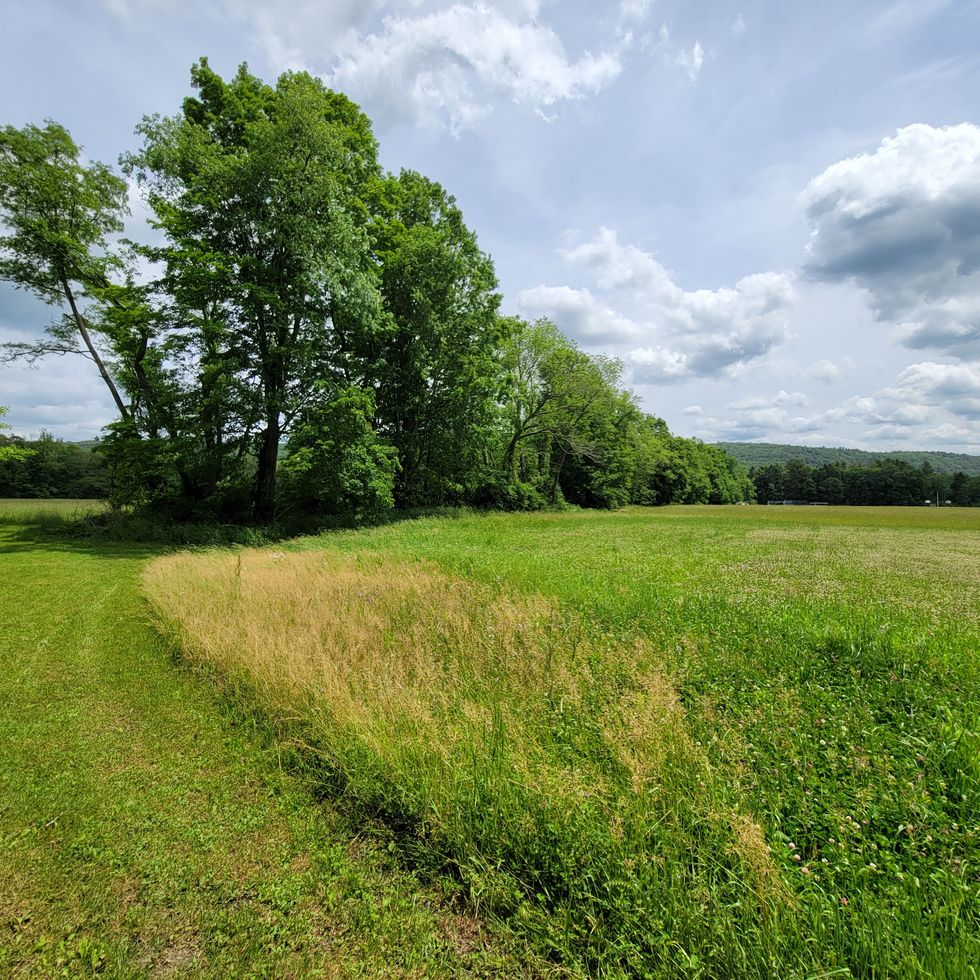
2;0;980;451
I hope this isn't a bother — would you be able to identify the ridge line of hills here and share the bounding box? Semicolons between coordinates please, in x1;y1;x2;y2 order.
712;442;980;476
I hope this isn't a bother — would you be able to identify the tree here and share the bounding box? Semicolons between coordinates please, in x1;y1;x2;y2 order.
0;407;33;464
558;389;640;509
492;318;623;506
364;170;503;506
280;386;398;520
125;59;384;520
0;122;134;419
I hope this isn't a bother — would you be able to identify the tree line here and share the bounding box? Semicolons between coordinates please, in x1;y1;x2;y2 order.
751;458;980;506
0;60;753;520
717;441;980;477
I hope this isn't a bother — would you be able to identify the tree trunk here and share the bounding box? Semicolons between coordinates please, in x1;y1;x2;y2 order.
550;447;568;505
62;278;129;420
253;413;280;523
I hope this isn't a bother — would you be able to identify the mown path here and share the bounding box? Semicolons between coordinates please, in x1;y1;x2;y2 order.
0;524;537;978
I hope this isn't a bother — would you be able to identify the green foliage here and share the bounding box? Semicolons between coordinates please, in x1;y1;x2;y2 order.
365;170;503;507
0;407;34;465
0;121;133;419
3;65;754;523
0;429;108;498
750;457;980;505
718;441;980;476
124;59;384;521
0;121;127;305
281;386;398;520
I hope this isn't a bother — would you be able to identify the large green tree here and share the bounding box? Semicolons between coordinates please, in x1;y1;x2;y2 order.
1;62;761;521
365;170;503;506
125;59;384;519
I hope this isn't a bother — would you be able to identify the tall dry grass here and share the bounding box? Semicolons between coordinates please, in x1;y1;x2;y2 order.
144;548;790;973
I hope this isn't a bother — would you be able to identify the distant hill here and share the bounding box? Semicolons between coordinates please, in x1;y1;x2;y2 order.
713;442;980;476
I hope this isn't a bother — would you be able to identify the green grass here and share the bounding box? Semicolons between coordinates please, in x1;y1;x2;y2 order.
0;498;108;522
144;505;980;978
0;516;544;977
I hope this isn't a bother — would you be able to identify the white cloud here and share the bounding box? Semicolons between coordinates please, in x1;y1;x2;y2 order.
326;4;623;130
807;356;853;384
517;285;644;343
625;346;692;384
224;0;388;72
731;390;809;410
520;227;794;383
885;360;980;418
675;40;704;82
803;122;980;359
687;404;827;444
619;0;653;22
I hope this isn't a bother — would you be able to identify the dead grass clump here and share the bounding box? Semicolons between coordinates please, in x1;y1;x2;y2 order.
729;813;793;914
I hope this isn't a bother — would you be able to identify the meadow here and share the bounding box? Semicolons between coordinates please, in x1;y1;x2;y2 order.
0;500;541;977
143;505;980;978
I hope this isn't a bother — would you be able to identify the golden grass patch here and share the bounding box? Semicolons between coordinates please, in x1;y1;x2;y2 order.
143;546;788;933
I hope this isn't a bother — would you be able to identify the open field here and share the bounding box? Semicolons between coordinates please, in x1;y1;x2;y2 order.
145;505;980;978
0;498;108;521
0;516;541;977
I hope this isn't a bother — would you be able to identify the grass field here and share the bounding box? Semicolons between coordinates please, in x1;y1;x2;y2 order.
0;498;108;520
145;505;980;978
0;502;542;977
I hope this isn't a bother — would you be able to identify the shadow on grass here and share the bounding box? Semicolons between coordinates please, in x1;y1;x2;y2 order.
0;504;481;561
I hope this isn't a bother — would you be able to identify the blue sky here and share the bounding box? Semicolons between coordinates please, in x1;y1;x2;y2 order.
2;0;980;451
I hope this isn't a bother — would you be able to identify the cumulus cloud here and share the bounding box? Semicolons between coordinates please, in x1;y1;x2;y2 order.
519;227;795;384
326;4;622;130
517;285;644;343
803;122;980;359
825;394;932;427
885;360;980;418
214;0;389;71
688;404;827;444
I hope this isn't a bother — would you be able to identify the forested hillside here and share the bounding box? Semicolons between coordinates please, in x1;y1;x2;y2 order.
715;442;980;475
0;432;109;498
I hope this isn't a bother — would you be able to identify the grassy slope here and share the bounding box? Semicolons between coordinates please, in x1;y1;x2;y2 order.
0;514;541;978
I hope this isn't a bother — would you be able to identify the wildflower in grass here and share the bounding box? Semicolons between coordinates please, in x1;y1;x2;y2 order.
801;866;810;875
840;896;849;906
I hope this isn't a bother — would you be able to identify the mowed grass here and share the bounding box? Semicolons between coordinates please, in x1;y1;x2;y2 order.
0;513;545;977
145;506;980;978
